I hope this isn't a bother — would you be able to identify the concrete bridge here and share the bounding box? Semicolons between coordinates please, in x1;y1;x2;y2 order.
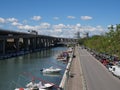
0;29;77;59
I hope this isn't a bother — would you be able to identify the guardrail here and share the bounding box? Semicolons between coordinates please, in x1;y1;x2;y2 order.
58;48;75;90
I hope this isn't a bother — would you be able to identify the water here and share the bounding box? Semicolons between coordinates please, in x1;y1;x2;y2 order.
0;47;67;90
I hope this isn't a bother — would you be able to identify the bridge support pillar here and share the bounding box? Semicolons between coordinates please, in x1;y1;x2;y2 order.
36;37;40;49
40;38;44;49
30;38;36;51
23;38;29;51
1;39;6;55
46;39;49;48
14;38;19;52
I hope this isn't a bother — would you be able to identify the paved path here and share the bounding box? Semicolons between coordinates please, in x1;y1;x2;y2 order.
66;46;83;90
79;47;120;90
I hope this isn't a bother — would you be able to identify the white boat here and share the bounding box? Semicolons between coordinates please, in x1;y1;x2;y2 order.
15;87;45;90
67;48;73;53
57;56;67;61
41;66;61;74
26;81;53;89
15;81;54;90
15;88;30;90
56;53;67;61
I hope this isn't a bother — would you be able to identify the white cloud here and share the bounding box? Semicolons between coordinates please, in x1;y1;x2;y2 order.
107;24;116;29
80;25;106;36
43;23;105;38
54;29;62;32
107;24;111;28
83;26;96;32
81;16;93;20
32;16;42;21
7;18;18;22
53;24;66;29
23;20;28;24
76;23;81;27
5;21;106;38
18;25;34;30
12;22;22;26
96;25;105;32
40;22;51;29
53;17;59;20
17;22;51;33
67;16;76;19
0;17;5;23
0;16;106;38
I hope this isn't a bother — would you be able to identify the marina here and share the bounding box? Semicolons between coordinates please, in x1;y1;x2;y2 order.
0;47;68;90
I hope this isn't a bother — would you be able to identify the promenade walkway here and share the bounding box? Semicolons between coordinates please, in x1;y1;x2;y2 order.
66;46;84;90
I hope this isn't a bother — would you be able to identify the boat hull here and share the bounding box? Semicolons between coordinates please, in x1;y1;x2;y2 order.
42;69;61;74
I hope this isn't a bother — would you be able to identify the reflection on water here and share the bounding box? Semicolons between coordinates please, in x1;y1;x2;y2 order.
42;73;62;77
0;47;67;90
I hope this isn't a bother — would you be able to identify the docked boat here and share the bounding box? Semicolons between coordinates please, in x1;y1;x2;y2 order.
15;81;54;90
56;51;68;61
57;56;67;61
67;47;73;53
15;87;45;90
40;66;61;74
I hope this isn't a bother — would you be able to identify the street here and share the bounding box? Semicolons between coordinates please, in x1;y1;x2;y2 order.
79;47;120;90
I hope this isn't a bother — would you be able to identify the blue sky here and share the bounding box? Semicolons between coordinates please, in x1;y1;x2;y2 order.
0;0;120;38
